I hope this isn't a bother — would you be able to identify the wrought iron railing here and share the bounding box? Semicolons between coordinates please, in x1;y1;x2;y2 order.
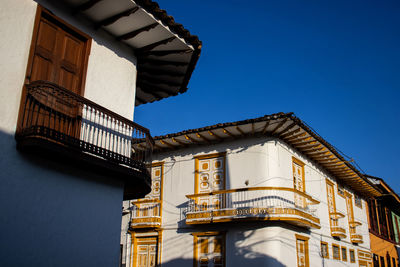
16;81;153;175
185;187;320;228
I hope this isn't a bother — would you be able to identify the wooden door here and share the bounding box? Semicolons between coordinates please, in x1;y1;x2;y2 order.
28;10;89;95
136;237;157;267
197;156;225;210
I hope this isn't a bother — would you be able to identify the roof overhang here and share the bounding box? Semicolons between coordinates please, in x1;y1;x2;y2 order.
151;112;381;198
59;0;202;105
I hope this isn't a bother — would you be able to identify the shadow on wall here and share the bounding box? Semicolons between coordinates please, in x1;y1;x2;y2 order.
161;251;286;267
161;227;287;267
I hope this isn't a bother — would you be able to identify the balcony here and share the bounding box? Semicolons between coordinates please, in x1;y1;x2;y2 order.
330;212;346;238
15;81;153;199
185;187;320;229
349;220;363;243
131;199;161;228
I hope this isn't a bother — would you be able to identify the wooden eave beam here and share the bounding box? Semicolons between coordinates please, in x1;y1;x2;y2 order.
222;128;236;138
283;132;310;142
286;134;310;143
269;118;289;135
295;143;321;150
75;0;103;12
196;133;211;143
171;137;187;146
292;138;317;146
208;130;223;140
135;37;176;54
95;7;139;28
280;127;302;138
139;58;189;67
117;23;159;41
251;123;255;135
318;158;341;164
236;126;246;136
159;139;176;148
311;154;334;160
277;122;297;136
302;146;326;154
261;121;271;134
137;49;192;57
184;134;200;144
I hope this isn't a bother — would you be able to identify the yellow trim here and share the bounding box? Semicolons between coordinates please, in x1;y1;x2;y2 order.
321;241;329;259
349;249;356;263
193;231;226;267
332;243;340;260
295;234;309;267
341;246;347;262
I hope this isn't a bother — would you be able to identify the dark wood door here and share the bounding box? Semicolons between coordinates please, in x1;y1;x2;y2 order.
28;14;87;95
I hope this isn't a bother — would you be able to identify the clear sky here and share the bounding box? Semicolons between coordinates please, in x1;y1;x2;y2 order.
134;0;400;193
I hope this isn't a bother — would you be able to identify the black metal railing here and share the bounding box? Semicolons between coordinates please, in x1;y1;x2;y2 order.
16;81;153;175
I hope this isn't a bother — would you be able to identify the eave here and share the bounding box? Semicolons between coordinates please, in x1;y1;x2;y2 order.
58;0;202;106
152;112;381;198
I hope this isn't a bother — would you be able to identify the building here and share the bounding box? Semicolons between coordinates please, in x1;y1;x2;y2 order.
0;0;200;266
124;112;380;267
366;175;400;267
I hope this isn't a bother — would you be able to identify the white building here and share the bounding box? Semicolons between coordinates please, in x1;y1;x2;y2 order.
0;0;200;266
124;112;380;267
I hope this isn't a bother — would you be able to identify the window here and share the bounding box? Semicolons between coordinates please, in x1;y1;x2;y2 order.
392;257;396;267
194;153;226;211
337;184;345;197
354;194;362;208
193;232;225;267
349;249;356;263
332;244;340;260
320;242;329;259
296;234;309;267
292;157;306;208
341;247;347;261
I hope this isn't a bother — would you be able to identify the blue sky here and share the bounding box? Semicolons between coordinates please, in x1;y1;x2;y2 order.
135;0;400;192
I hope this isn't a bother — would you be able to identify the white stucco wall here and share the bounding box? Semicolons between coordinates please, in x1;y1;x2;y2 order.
127;136;373;266
0;0;139;266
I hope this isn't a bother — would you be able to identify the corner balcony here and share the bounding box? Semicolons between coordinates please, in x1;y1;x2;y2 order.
131;199;161;228
330;212;347;238
185;187;320;229
15;81;153;199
